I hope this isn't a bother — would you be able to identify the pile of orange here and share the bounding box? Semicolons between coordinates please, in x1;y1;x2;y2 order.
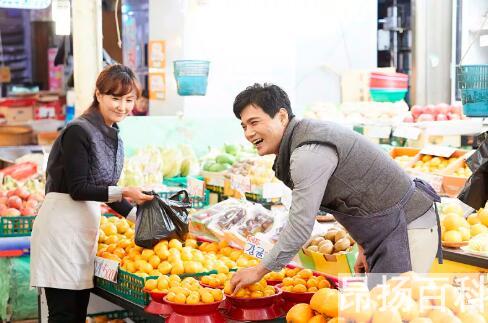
286;288;339;323
224;278;276;298
280;268;330;293
200;272;233;288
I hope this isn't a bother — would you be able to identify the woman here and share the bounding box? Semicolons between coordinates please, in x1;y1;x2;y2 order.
30;64;153;322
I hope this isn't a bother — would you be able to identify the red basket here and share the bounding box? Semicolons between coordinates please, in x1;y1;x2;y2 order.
163;296;225;315
369;72;408;89
144;289;167;303
224;286;282;308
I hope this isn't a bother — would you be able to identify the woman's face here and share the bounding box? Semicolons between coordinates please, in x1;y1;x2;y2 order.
96;90;137;126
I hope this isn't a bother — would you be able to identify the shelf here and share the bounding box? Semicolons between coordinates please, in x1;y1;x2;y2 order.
442;248;488;269
92;288;164;322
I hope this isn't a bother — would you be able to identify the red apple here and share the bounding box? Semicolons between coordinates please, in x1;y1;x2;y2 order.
436;113;448;121
417;113;435;122
20;207;35;216
434;103;450;115
403;115;415;123
2;208;21;217
447;113;461;120
450;104;463;115
25;199;39;209
7;196;22;209
424;105;436;115
0;191;7;198
7;190;16;198
0;197;7;206
28;193;44;202
14;187;30;200
0;204;6;212
411;105;424;118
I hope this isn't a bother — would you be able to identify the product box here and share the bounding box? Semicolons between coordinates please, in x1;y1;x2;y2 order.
0;97;36;124
298;239;358;276
440;151;475;197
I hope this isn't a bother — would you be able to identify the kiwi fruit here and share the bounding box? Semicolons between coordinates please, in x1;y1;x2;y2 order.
318;240;334;255
334;237;351;252
334;230;347;242
325;229;338;242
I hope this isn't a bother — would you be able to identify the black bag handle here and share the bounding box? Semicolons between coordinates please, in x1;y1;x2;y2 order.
169;190;190;203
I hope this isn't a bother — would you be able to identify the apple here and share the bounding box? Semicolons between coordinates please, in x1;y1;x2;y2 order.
436;113;448;121
2;208;21;217
0;197;7;206
7;190;16;198
0;191;7;198
424;105;436;115
403;115;414;123
417;113;435;122
450;104;463;115
21;207;35;216
28;193;44;202
14;188;30;200
435;103;450;115
411;105;424;118
0;204;6;212
447;113;461;120
7;196;22;209
25;199;39;209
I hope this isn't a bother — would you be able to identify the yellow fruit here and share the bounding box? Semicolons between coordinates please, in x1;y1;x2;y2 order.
201;291;215;303
169;239;183;250
458;226;471;241
166;291;176;302
105;235;119;245
157;261;172;275
467;214;481;225
310;288;339;317
443;230;463;243
308;287;318;293
141;262;154;274
144;279;158;291
116;220;130;234
101;223;117;236
471;224;488;237
457;311;486;323
283;277;294;286
186;293;200;305
428;308;456;323
171;262;185;275
317;279;330;289
101;252;121;262
185;238;198;248
372;307;403;323
479;208;488;226
157;278;169;290
327;318;346;323
149;270;161;277
174;293;186;304
292;284;307;293
443;204;464;216
340;294;376;322
148;255;161;269
251;291;264;298
286;303;314;323
432;284;463;314
210;289;223;301
124;228;134;239
141;249;155;261
409;319;434;323
443;214;468;231
126;261;137;273
308;314;327;323
297;269;313;280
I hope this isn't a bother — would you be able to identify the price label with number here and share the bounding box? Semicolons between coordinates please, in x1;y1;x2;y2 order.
231;174;251;194
94;257;119;283
244;235;267;259
187;177;205;197
420;145;456;158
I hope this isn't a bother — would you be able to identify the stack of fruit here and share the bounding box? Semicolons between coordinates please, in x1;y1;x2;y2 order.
440;203;488;248
404;103;465;122
144;275;224;304
286;271;488;323
225;156;278;187
223;277;277;298
449;162;472;178
393;155;416;169
200;272;233;288
305;228;355;256
97;216;257;277
0;187;44;217
278;268;331;293
411;155;459;174
202;144;256;173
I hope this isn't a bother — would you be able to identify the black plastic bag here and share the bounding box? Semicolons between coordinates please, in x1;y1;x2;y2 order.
135;190;191;248
458;133;488;209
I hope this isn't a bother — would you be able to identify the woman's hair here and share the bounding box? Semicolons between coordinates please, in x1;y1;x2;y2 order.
86;64;141;112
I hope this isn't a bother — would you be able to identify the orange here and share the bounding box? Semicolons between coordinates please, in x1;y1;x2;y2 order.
101;223;117;236
157;278;169;290
101;252;121;262
106;243;117;253
308;314;327;323
285;303;314;323
457;311;486;323
113;248;126;259
292;278;307;286
372;307;402;323
318;279;330;289
105;235;119;245
251;291;264;298
141;249;155;261
148;255;161;269
292;284;307;293
210;289;223;301
310;288;339;317
283;277;294;286
144;279;158;291
174;293;186;304
297;269;313;279
306;278;318;289
169;239;183;250
166;291;176;302
308;287;319;293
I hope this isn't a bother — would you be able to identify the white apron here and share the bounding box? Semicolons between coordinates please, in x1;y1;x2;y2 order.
30;192;101;290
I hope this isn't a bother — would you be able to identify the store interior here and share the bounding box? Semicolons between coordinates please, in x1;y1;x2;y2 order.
0;0;487;322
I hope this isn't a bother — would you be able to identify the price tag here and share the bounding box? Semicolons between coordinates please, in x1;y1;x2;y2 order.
263;182;284;199
94;256;119;283
393;125;421;140
187;176;205;197
420;145;457;158
365;126;392;139
230;174;251;194
244;235;267;260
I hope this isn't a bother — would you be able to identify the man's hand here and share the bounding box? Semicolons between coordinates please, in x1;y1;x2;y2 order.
354;245;368;273
229;264;270;295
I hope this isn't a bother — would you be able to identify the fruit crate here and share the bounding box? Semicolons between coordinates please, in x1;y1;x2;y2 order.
163;176;205;188
0;216;35;237
456;65;488;116
95;269;154;306
158;190;210;209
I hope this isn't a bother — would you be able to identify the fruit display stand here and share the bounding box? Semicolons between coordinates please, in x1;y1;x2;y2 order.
431;248;488;273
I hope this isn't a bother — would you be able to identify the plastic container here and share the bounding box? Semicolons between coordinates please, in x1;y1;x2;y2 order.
221;287;285;321
462;101;488;117
144;289;173;316
369;72;408;89
173;60;210;96
0;216;35;237
163;296;226;323
95;269;154;306
369;88;408;102
456;65;488;116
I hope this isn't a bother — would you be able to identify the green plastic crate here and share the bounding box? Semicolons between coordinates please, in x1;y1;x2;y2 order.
95;269;154;306
158;190;210;209
0;216;35;237
163;176;205;188
369;88;407;102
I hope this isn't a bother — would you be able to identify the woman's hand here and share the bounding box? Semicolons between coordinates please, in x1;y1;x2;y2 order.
229;264;270;295
122;187;154;205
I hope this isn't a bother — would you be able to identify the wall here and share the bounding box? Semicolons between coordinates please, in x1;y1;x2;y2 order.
459;0;488;65
148;0;377;117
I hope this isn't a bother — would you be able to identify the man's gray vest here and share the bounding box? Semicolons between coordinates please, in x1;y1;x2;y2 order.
273;118;433;223
46;108;124;193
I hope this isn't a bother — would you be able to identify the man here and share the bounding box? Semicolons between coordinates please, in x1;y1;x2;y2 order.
229;83;441;293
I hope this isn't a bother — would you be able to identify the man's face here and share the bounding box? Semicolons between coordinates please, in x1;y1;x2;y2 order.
240;104;289;156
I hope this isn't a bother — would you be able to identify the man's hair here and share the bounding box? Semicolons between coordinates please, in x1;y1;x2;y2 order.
233;83;294;119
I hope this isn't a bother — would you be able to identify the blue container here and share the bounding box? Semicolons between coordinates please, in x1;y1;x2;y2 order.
456;65;488;116
174;60;210;96
463;101;488;117
369;88;407;102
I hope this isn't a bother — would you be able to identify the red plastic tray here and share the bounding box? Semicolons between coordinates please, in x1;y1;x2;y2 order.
163;295;225;315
